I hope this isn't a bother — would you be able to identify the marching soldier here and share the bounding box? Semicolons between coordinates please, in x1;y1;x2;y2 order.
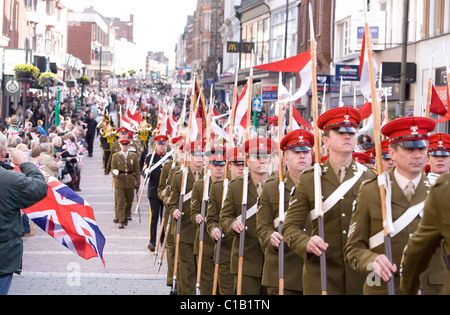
157;136;183;288
110;138;141;229
99;120;117;174
145;134;169;251
377;139;396;172
344;116;436;294
220;137;275;295
190;146;227;295
106;127;140;174
168;140;204;295
206;147;245;295
426;133;450;184
400;172;450;295
139;118;152;171
416;132;450;294
257;129;314;295
283;106;376;295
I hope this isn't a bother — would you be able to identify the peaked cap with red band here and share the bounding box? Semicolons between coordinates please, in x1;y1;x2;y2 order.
205;146;227;165
244;138;277;156
352;152;372;164
428;133;450;156
154;134;169;143
381;116;436;149
280;129;314;152
226;147;245;165
317;106;362;133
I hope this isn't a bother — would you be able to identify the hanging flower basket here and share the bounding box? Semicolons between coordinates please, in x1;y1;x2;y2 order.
76;75;91;85
38;72;58;87
13;63;40;81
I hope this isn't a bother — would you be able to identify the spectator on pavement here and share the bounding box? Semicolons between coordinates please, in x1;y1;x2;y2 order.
38;142;64;178
0;132;48;295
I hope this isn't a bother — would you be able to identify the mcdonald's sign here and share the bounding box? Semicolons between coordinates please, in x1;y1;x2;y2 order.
227;41;240;53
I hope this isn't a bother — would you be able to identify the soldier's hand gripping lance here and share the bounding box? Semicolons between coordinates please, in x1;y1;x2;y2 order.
363;1;395;295
157;214;171;274
309;3;327;295
195;169;211;295
171;165;188;295
153;205;167;264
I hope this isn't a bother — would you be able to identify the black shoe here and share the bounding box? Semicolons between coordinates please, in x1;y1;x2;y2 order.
124;220;128;226
127;216;132;221
119;222;125;229
148;243;155;252
113;218;119;223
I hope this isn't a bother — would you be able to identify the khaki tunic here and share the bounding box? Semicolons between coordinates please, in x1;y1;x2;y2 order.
400;173;450;295
190;178;216;295
110;151;141;222
344;169;431;295
256;171;309;293
206;179;235;295
220;173;264;293
168;166;204;295
283;160;376;295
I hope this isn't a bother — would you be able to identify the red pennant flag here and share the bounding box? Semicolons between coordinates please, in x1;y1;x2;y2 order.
430;84;448;116
435;85;450;123
358;101;373;120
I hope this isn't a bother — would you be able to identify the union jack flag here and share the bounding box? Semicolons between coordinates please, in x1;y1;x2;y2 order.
64;139;76;150
21;176;106;268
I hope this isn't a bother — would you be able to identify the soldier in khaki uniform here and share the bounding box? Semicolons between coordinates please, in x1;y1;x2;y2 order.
344;116;436;295
403;132;450;295
283;107;376;295
220;137;276;295
110;138;141;229
206;147;245;295
168;140;204;295
400;172;450;295
190;146;227;295
106;127;142;174
257;129;314;295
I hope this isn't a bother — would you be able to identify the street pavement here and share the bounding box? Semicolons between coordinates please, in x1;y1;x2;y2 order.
8;127;171;295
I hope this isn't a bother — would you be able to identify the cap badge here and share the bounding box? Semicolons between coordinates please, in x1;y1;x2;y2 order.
344;115;350;123
438;141;444;147
410;126;419;135
298;136;304;142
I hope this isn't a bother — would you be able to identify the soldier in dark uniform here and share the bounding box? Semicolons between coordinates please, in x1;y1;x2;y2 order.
145;134;169;251
220;137;276;295
344;116;436;294
206;146;245;295
110;138;141;229
257;129;314;295
283;106;376;295
168;140;204;295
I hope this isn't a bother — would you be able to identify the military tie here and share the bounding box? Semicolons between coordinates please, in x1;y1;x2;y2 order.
338;166;347;183
194;171;200;181
256;182;263;196
405;181;415;202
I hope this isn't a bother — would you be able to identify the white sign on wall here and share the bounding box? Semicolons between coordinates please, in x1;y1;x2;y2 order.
351;11;386;51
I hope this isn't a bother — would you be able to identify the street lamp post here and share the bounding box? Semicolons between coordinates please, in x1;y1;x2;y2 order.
94;46;103;93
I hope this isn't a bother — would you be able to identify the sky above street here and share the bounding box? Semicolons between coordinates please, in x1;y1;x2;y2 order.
64;0;198;69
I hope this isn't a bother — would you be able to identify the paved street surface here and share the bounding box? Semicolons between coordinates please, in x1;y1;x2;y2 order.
9;122;171;295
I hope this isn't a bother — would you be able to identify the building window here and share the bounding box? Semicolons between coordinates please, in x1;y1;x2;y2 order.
242;15;270;69
204;13;211;32
423;0;448;38
335;19;351;60
270;7;297;62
